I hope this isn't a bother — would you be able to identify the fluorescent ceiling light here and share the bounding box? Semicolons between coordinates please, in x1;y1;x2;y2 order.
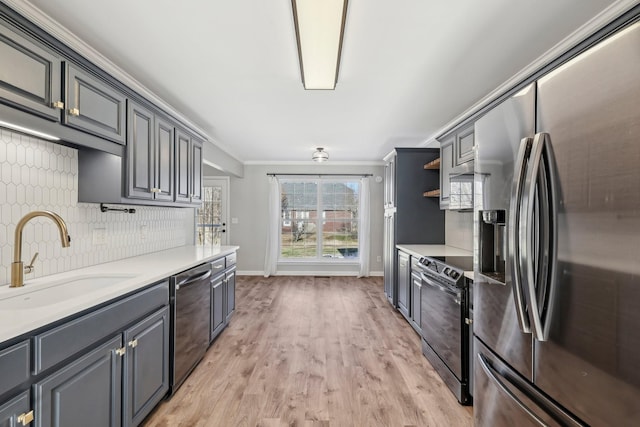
0;120;60;141
292;0;348;90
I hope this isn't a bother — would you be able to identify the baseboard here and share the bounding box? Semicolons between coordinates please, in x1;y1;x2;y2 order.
237;270;384;277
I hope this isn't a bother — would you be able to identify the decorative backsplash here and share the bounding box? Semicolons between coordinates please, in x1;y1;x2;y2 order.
0;128;193;286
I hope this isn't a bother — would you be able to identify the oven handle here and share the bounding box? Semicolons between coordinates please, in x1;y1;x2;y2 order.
420;273;461;300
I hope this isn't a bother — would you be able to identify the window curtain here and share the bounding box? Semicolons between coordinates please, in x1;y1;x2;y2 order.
264;176;280;277
358;177;370;277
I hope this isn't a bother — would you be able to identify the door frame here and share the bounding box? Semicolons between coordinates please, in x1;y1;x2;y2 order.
202;177;230;245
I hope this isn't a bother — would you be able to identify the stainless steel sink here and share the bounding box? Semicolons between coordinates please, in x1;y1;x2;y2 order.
0;274;137;309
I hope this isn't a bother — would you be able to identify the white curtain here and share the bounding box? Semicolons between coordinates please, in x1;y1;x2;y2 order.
264;176;280;277
358;177;371;277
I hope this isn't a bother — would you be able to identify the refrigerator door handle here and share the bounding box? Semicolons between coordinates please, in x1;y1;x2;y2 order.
521;133;558;341
508;137;533;333
478;353;547;426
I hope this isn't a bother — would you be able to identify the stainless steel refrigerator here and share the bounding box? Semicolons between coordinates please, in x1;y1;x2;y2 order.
473;18;640;426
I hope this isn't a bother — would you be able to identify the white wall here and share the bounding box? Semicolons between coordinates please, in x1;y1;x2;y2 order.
445;210;474;251
0;128;194;286
228;164;385;276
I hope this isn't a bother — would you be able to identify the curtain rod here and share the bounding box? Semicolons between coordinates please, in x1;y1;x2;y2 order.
267;173;372;177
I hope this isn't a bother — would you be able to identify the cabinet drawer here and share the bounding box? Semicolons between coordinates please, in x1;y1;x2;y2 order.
0;340;30;396
33;281;168;374
225;252;237;267
211;257;226;273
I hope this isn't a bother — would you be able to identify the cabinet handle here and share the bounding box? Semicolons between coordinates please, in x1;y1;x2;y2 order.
213;265;224;270
128;339;138;348
52;100;64;109
151;188;160;193
17;410;34;426
465;318;473;325
115;347;126;356
68;108;80;116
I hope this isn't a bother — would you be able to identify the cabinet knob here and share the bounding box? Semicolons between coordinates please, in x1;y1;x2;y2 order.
115;347;126;356
68;107;80;116
17;410;34;426
52;100;64;109
128;339;138;348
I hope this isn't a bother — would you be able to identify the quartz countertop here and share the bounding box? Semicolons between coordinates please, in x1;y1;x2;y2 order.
396;244;474;281
0;245;239;343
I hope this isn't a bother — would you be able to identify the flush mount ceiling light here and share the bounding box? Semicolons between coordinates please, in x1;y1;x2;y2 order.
312;147;329;162
292;0;348;90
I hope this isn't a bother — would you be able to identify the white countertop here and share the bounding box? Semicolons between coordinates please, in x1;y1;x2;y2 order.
396;244;474;282
0;245;238;343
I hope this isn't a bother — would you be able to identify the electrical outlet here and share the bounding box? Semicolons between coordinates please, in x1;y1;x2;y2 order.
140;224;148;240
92;228;106;245
231;217;239;224
376;256;382;262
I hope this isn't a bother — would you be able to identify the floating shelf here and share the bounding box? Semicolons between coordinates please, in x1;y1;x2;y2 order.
423;189;441;198
423;158;441;170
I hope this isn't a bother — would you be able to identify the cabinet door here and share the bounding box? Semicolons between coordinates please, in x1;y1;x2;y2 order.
0;23;62;121
440;139;454;208
190;138;203;204
123;306;169;427
65;63;126;144
154;116;175;201
411;272;422;333
175;129;191;203
225;268;236;323
126;100;154;200
34;336;123;427
397;251;410;317
384;156;396;207
0;391;32;427
455;124;475;165
210;273;225;342
383;213;396;306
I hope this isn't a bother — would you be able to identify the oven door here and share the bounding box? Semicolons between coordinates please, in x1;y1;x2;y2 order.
420;273;463;379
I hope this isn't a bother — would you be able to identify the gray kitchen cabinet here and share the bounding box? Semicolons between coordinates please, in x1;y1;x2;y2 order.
0;391;32;427
126;101;175;202
383;156;395;208
175;129;203;205
410;268;422;335
439;138;454;208
64;63;126;144
123;306;170;427
210;272;225;343
397;251;410;319
383;211;395;305
34;335;123;427
225;267;236;323
0;22;63;121
454;124;475;166
0;340;29;398
126;101;154;200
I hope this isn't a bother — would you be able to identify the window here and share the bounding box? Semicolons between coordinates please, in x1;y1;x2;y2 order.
280;178;360;260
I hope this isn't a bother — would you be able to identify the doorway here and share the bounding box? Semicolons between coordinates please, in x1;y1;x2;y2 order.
196;177;229;246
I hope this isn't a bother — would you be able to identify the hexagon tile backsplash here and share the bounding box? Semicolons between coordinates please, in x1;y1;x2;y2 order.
0;128;192;286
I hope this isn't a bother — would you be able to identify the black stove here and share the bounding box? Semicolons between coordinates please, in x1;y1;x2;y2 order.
417;255;472;288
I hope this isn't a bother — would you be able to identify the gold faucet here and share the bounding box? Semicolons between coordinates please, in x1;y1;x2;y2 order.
11;210;71;288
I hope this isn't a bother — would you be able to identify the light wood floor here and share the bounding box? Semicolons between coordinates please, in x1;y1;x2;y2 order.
143;276;473;427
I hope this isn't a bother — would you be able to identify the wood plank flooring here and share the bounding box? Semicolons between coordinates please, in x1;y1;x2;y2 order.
143;276;473;427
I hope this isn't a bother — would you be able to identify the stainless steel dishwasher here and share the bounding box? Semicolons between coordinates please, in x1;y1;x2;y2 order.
169;262;212;394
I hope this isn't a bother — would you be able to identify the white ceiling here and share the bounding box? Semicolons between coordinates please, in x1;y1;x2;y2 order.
28;0;618;163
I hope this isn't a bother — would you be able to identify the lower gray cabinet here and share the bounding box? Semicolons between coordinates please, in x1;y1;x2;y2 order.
225;267;236;323
397;251;410;318
34;335;123;427
210;273;225;343
123;306;169;427
410;270;422;334
0;391;31;427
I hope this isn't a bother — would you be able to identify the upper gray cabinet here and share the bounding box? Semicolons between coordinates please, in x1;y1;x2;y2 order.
126;101;176;202
383;156;396;208
454;124;475;166
175;129;203;205
439;138;454;208
64;63;126;144
0;22;63;121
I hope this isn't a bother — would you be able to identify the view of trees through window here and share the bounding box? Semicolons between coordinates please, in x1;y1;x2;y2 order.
280;179;360;260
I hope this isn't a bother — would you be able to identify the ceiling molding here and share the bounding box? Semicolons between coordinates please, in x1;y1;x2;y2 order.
420;0;640;146
243;160;385;166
